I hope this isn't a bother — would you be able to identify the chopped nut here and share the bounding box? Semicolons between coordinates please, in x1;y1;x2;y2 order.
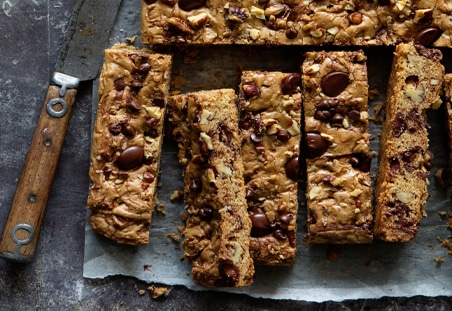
264;3;286;16
327;27;339;35
249;29;261;40
200;132;213;150
216;162;232;176
232;242;244;265
414;9;433;23
396;192;410;204
200;109;214;124
250;6;265;19
145;106;162;119
168;17;194;34
306;63;320;74
187;12;208;29
350;189;363;197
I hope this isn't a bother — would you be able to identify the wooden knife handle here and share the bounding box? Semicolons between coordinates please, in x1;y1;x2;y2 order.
0;82;77;262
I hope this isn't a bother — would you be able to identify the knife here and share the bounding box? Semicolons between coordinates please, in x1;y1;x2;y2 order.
0;0;122;263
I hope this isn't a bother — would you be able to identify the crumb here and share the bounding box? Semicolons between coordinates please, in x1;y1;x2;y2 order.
439;210;447;217
167;232;180;242
155;203;165;215
148;285;170;299
172;70;187;90
368;88;380;100
369;102;384;122
177;226;185;234
143;264;151;271
138;289;146;296
126;35;137;44
326;245;342;261
437;236;452;256
170;189;183;201
433;257;445;264
180;213;188;222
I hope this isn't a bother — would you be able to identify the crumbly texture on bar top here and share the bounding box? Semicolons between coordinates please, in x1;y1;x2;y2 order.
87;43;172;245
238;71;301;265
141;0;451;47
374;43;444;242
301;50;373;244
168;89;254;288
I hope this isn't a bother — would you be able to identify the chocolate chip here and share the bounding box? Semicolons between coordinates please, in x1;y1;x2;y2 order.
285;156;299;181
331;113;344;125
116;146;144;170
126;97;142;112
220;123;233;144
114;78;126;91
277;129;290;142
143;171;155;183
392;112;407;138
390;157;400;174
109;122;123;135
189;179;202;192
273;229;287;241
350;154;372;172
314;110;333;122
130;79;143;89
246;188;259;201
316;98;339;110
285;28;298;39
198;207;213;221
138;63;151;74
160;0;177;6
281;73;301;95
178;0;206;11
306;132;329;158
348;109;361;121
144;0;157;4
145;117;159;128
414;27;442;47
217;261;239;287
242;83;260;98
250;213;271;237
321;71;350;97
198;137;211;156
122;124;136;137
280;213;293;225
250;132;262;144
153;98;165;108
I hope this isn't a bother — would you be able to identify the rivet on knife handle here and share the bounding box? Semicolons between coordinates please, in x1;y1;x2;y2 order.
0;73;79;263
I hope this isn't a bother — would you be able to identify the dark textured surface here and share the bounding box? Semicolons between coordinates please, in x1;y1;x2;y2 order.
0;1;451;310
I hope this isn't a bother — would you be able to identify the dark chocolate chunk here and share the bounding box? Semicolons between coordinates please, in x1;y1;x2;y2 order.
116;146;144;170
306;132;329;158
321;71;350;97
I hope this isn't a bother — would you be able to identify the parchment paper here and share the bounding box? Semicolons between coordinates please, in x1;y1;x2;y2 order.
83;0;452;302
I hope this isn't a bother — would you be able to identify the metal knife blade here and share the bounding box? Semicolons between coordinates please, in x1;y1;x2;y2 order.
0;0;122;263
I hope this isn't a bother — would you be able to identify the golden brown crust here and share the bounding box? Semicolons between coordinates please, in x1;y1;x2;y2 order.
301;50;373;244
141;0;451;47
374;43;444;242
87;43;172;245
238;71;301;265
168;89;254;287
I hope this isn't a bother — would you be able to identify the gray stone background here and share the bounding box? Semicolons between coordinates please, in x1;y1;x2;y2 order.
0;0;451;309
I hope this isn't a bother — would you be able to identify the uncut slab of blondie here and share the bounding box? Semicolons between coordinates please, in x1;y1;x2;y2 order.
374;43;444;242
168;89;254;287
87;44;172;245
141;0;451;47
301;50;373;244
238;71;301;265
